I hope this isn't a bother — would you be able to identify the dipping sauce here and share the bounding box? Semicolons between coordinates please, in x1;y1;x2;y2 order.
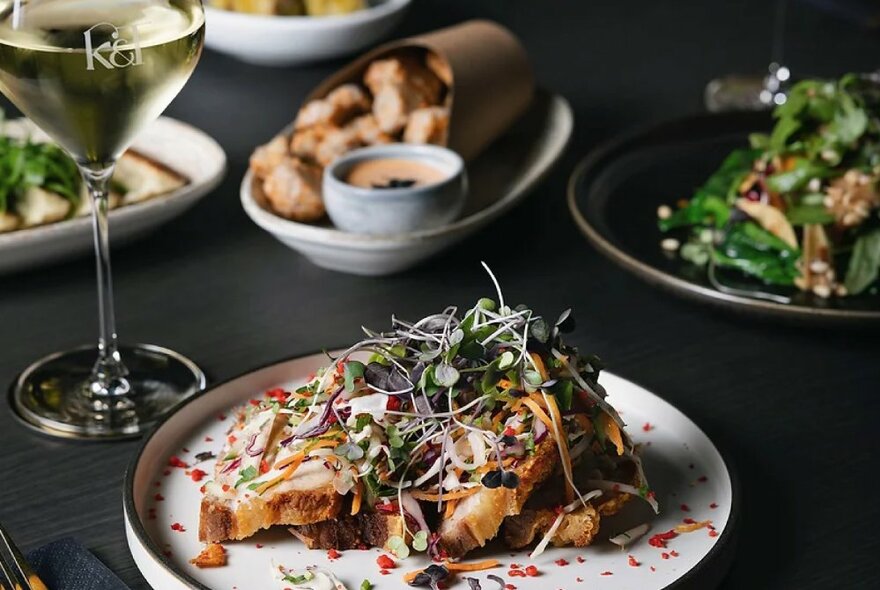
345;158;448;189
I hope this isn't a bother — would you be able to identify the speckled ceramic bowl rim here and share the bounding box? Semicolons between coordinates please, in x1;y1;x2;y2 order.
325;143;464;199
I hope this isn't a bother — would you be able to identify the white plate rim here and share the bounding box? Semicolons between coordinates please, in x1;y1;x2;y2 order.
123;349;740;590
0;116;227;249
239;91;573;250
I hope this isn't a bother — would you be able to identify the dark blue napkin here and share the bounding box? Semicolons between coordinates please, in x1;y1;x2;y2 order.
26;538;129;590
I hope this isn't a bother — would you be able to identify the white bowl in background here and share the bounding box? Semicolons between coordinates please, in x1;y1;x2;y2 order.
323;144;468;235
204;0;412;67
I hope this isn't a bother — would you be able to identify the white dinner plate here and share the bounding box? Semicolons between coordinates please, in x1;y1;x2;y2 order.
125;351;737;590
241;90;573;276
0;117;226;276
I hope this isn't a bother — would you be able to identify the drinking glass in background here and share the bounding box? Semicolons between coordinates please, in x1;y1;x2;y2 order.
704;0;791;112
0;0;207;439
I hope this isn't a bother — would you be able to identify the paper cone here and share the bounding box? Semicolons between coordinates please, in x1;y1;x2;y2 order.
305;20;534;162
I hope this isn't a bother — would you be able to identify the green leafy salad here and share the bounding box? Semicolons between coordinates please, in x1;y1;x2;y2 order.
659;73;880;299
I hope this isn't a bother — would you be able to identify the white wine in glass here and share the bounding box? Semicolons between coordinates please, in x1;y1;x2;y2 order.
0;0;207;439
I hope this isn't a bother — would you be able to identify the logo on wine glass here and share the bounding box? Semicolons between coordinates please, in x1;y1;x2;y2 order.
84;22;144;71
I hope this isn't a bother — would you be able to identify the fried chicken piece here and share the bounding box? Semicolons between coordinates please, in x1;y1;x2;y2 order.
250;135;290;178
294;84;371;130
439;440;558;558
290;125;329;162
364;55;444;134
314;127;364;167
261;157;325;222
503;504;601;549
346;114;393;145
189;543;227;568
403;107;449;145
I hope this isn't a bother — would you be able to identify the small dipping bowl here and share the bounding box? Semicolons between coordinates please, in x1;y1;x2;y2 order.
323;144;468;235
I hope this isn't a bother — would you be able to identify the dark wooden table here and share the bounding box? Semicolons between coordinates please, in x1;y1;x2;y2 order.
1;1;878;588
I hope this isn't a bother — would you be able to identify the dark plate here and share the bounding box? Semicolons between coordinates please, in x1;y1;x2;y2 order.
567;111;880;326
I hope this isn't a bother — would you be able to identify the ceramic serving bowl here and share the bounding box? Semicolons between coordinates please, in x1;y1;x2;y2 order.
323;144;467;235
204;0;412;66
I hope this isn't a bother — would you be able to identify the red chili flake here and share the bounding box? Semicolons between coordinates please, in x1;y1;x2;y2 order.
524;565;539;577
600;571;613;576
709;530;719;537
509;563;522;569
648;530;678;548
505;585;517;590
379;569;391;576
670;550;679;557
154;481;161;488
647;490;657;500
249;399;261;406
628;555;640;567
710;502;718;509
683;517;696;524
503;426;516;437
267;388;289;402
642;422;654;432
227;435;237;444
204;436;214;442
508;570;526;578
661;552;670;560
697;475;708;483
386;396;401;411
260;460;270;474
255;544;264;549
376;554;396;569
680;504;690;512
375;502;399;514
554;558;569;566
170;523;186;532
217;413;227;421
221;484;231;493
576;578;584;583
327;549;342;559
576;556;586;564
168;456;188;468
199;485;207;494
154;493;165;501
190;469;207;482
650;566;656;572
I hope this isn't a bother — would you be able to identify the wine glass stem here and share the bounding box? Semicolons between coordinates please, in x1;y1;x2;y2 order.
82;161;131;399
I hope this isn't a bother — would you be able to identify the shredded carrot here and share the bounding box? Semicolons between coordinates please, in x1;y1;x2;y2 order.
444;498;458;519
410;488;480;502
274;438;338;469
675;520;713;533
351;471;362;516
274;451;305;470
600;413;625;455
497;378;515;390
444;559;501;572
521;398;553;429
543;392;574;504
404;559;500;584
574;414;592;435
255;461;298;495
529;353;549;381
491;412;504;428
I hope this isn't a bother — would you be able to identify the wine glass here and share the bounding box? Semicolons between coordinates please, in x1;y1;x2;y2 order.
704;0;791;112
0;0;207;439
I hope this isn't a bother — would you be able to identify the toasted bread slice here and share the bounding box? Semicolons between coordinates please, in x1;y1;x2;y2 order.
199;409;344;543
114;150;188;205
438;440;558;558
289;511;406;551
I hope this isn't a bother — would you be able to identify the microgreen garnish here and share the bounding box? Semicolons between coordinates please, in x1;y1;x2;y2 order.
234;465;258;488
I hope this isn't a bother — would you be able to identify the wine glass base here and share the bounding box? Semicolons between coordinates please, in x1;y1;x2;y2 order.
10;343;206;441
